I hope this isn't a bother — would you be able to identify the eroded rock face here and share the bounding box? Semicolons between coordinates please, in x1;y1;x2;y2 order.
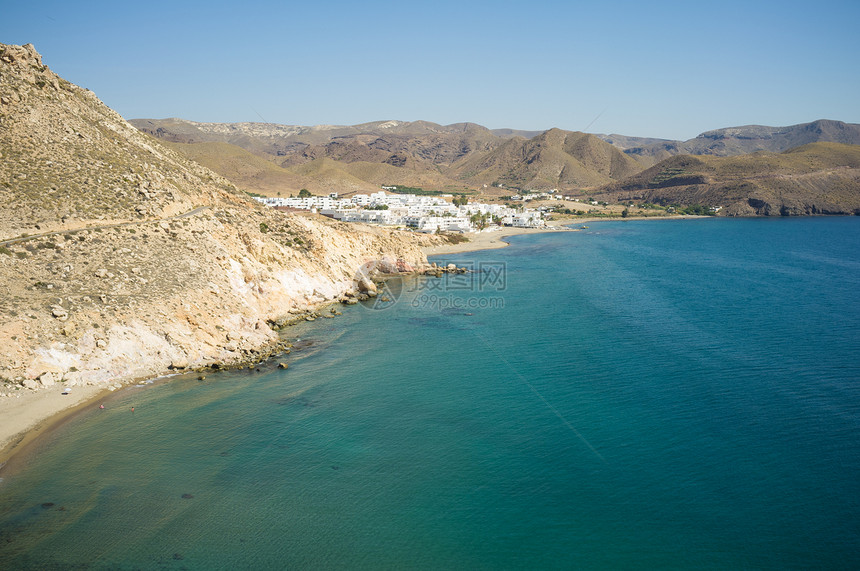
0;43;441;394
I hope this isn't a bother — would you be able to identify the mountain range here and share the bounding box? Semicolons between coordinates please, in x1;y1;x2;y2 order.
601;119;860;166
132;118;860;209
132;118;630;194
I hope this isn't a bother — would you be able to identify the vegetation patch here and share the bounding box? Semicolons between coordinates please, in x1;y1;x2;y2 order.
383;185;442;196
675;204;716;216
441;232;470;244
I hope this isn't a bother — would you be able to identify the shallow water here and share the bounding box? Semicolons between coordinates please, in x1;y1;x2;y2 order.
1;217;859;569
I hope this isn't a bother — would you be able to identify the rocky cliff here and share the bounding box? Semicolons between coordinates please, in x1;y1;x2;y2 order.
0;43;436;395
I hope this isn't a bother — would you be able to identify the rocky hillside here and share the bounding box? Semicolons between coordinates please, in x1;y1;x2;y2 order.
595;142;860;216
0;43;436;396
615;120;860;166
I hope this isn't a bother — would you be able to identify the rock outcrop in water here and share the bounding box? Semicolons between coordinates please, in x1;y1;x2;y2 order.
0;43;439;395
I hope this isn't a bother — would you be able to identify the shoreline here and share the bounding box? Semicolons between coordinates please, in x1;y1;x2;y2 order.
422;224;573;256
422;214;707;256
0;385;111;467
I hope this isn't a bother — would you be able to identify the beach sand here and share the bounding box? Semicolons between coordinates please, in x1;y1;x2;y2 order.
0;385;109;463
422;220;579;256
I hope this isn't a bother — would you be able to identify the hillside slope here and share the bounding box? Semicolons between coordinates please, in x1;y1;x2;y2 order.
0;43;434;402
158;140;351;197
597;142;860;216
451;128;644;189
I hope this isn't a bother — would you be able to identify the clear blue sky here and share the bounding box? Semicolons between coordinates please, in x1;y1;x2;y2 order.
2;0;858;140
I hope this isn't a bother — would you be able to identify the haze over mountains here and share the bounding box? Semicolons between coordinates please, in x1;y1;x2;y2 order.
132;118;860;210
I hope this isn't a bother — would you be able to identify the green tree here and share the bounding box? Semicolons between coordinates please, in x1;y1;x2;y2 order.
298;188;312;198
470;213;489;230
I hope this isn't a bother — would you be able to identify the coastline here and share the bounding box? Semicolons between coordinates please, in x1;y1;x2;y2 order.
422;214;707;256
0;214;705;468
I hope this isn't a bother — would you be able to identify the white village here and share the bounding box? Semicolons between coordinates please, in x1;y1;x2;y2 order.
254;189;546;233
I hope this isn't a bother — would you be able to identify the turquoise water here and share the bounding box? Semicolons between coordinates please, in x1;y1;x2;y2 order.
1;217;859;569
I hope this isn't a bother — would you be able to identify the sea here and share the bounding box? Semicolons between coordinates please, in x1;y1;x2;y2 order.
1;217;859;570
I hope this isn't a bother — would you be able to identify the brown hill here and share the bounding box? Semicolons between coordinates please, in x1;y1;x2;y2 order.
597;142;860;216
160;141;319;196
451;129;643;189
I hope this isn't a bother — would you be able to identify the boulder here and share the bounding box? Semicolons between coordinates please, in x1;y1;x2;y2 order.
38;372;56;387
22;379;39;390
170;358;189;370
357;276;377;295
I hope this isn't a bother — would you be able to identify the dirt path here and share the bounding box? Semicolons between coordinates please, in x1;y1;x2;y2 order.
0;206;211;247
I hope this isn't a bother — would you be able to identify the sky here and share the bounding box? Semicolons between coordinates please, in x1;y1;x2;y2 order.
2;0;858;140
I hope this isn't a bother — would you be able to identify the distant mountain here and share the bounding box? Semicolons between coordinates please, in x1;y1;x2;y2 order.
596;142;860;216
615;120;860;166
131;119;522;156
594;133;675;150
490;128;544;139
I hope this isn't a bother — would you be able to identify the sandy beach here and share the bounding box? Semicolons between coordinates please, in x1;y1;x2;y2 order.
0;385;109;464
422;219;580;256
